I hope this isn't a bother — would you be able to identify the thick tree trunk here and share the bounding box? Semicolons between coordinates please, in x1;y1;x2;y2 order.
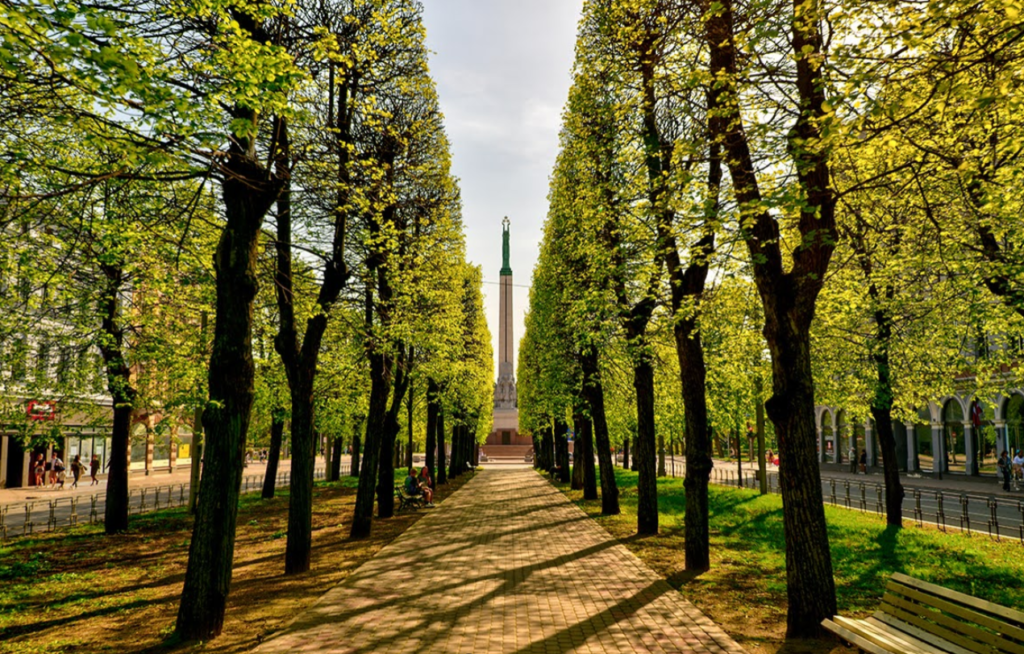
377;420;398;518
622;437;629;470
764;327;837;634
285;377;317;573
262;409;285;499
679;329;713;571
176;152;279;640
634;359;658;535
351;352;390;538
582;350;619;514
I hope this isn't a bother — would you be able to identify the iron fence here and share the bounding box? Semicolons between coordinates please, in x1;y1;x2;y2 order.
663;458;1024;544
0;464;348;542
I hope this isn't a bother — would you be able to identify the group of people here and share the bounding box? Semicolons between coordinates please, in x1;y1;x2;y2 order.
403;466;436;507
998;450;1024;491
848;447;870;474
32;452;100;489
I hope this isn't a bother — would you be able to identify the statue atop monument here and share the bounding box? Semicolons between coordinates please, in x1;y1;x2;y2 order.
501;216;512;276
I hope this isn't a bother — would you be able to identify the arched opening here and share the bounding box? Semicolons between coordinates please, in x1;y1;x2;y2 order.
836;410;849;464
130;422;148;471
821;412;835;463
1006;394;1024;455
854;418;871;467
970;400;997;475
915;406;932;473
942;399;965;474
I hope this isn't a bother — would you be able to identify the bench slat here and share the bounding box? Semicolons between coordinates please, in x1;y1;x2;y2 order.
887;580;1024;650
893;573;1024;628
884;585;1024;654
863;617;957;654
822;619;899;654
881;598;992;654
832;615;943;654
872;613;977;654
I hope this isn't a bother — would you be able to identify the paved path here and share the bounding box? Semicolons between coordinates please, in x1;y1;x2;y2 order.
254;467;747;654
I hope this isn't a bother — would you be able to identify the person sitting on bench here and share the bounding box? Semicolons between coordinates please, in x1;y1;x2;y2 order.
405;468;434;507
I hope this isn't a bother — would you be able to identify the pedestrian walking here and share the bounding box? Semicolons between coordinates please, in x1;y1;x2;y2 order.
49;452;64;488
999;451;1012;492
848;446;857;473
69;455;85;488
859;449;867;474
33;454;45;487
89;455;100;485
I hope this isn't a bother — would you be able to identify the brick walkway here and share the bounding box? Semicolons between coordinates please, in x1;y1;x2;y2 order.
253;467;747;654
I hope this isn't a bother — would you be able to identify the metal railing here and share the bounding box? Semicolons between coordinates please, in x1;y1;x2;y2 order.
0;464;349;542
663;458;1024;544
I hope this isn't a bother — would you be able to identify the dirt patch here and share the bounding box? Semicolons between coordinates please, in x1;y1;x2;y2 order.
0;474;473;654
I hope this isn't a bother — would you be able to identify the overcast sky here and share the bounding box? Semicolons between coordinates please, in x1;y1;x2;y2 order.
421;1;583;378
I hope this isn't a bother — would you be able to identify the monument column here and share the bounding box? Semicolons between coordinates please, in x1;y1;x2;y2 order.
487;217;521;454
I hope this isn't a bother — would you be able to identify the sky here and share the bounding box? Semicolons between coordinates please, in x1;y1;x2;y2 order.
421;0;584;379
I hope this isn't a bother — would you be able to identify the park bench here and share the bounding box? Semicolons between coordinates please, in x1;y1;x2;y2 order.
394;485;425;512
823;572;1024;654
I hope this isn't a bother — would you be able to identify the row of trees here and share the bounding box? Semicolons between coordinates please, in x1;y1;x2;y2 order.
520;0;1024;640
0;0;492;642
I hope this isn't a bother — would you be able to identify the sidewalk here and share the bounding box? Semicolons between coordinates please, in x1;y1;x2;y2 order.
253;467;747;654
0;457;342;504
703;457;1015;499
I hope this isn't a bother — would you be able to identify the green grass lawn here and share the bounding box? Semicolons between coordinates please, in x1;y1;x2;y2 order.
558;467;1024;652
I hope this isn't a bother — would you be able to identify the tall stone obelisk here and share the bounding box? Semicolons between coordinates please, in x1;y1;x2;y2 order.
487;217;522;453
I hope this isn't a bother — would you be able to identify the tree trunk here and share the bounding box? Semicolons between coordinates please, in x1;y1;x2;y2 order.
95;261;136;534
679;321;713;569
539;424;552;472
582;350;619;514
406;381;415;472
571;411;585;490
554;420;570;483
622;437;629;470
437;409;447;485
176;151;279;640
330;436;343;481
578;413;598;501
871;308;904;526
763;330;837;633
351;351;390;538
657;433;666;477
631;436;639;472
262;409;285;499
285;377;317;573
634;359;658;535
449;423;461;479
425;379;438;486
350;430;361;478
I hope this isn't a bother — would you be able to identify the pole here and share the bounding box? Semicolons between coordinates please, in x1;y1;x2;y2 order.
756;376;767;495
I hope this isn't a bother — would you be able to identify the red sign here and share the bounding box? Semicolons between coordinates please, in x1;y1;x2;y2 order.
27;400;56;421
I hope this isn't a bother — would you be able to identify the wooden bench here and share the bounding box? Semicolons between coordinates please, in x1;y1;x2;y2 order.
394;485;425;512
823;572;1024;654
